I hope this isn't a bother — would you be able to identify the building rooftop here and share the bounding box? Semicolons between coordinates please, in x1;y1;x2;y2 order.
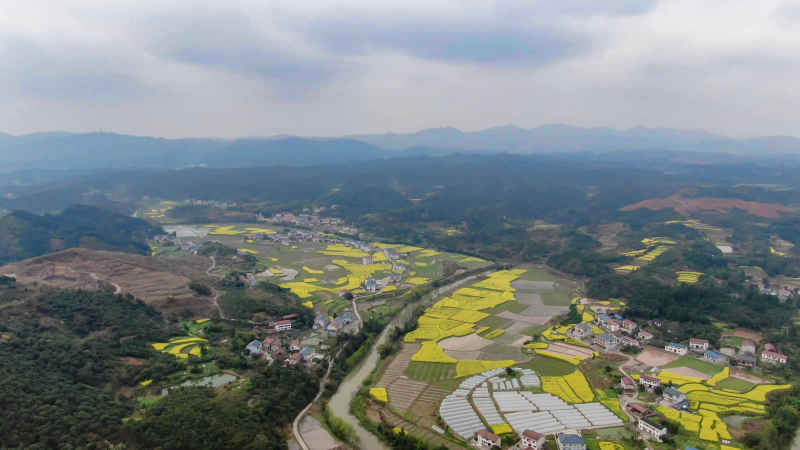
558;433;586;444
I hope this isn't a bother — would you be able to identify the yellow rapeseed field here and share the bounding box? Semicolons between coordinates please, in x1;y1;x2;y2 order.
369;387;389;402
455;360;514;378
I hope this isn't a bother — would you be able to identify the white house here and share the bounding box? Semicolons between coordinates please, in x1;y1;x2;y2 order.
761;350;788;365
519;430;546;449
273;319;293;332
638;418;668;442
689;338;709;353
665;342;688;356
472;430;501;449
639;375;661;391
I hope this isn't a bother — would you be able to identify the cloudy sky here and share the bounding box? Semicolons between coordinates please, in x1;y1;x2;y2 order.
1;0;799;138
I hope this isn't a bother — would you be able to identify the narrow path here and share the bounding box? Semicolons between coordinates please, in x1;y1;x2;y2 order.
293;350;341;450
352;298;363;331
88;272;122;294
206;255;217;276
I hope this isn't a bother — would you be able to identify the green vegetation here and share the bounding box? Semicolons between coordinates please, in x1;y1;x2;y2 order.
523;355;577;376
662;356;725;375
130;365;318;450
717;377;756;392
0;205;162;264
405;361;456;382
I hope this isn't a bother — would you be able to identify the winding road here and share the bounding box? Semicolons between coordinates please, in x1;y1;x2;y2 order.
319;271;493;449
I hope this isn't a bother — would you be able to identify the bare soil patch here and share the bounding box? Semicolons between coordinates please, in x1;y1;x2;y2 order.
731;369;767;385
497;311;552;325
387;377;428;411
443;349;482;360
0;248;214;315
377;343;418;388
621;193;794;218
722;328;763;342
636;347;681;367
663;366;711;380
547;342;595;359
513;280;555;290
439;334;492;351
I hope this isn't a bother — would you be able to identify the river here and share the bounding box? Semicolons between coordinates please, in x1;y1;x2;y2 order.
326;272;491;449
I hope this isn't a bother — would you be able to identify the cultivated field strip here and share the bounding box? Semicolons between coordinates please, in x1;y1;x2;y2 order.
380;410;462;450
415;385;450;403
376;343;418;388
387;378;428;411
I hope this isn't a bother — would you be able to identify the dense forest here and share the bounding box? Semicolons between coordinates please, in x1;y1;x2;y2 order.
0;205;162;264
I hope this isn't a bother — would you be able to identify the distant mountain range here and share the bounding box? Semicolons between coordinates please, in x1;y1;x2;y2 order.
2;125;800;171
351;124;800;154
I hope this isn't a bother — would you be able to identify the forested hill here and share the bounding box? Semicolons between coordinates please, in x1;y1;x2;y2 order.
0;205;162;264
0;132;389;171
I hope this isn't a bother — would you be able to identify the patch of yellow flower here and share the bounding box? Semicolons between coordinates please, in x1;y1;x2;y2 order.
303;266;324;274
491;424;513;435
484;329;505;339
369;387;388;402
302;301;314;308
418;249;442;257
642;237;678;246
140;379;153;386
472;269;526;291
614;265;639;273
535;349;584;365
407;277;430;285
541;371;593;403
658;370;704;385
237;248;258;254
657;407;702;432
455;360;514;378
706;367;729;386
523;342;549;349
598;442;624;450
195;318;210;324
318;244;369;258
677;271;703;283
411;341;458;363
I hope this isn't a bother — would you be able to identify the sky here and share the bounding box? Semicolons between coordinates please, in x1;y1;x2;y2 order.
1;0;799;139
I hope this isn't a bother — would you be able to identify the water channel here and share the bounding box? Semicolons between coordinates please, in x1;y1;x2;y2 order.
326;271;491;449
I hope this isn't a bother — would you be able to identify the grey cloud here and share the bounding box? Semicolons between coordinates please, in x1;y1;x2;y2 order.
140;10;337;87
1;35;147;102
292;1;658;66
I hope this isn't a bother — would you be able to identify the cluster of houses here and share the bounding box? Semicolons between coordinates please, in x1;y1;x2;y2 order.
313;311;356;334
567;312;650;351
472;428;586;450
266;211;356;234
664;337;788;369
245;335;324;367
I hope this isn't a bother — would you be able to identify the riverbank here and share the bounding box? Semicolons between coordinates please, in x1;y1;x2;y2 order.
326;270;493;449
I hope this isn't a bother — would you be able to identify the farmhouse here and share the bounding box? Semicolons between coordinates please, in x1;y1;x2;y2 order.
273;319;293;332
637;330;654;341
638;418;668;442
689;338;710;353
620;336;640;348
740;340;757;354
556;431;586;450
761;350;788;365
663;387;689;409
733;354;757;369
245;339;262;356
664;342;688;356
261;337;277;353
605;320;620;333
472;429;501;449
703;350;729;365
720;347;737;357
621;376;637;394
569;323;593;339
639;375;661;391
313;313;330;330
519;430;546;449
592;333;619;351
365;278;378;293
626;403;650;417
621;319;638;334
290;339;301;352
